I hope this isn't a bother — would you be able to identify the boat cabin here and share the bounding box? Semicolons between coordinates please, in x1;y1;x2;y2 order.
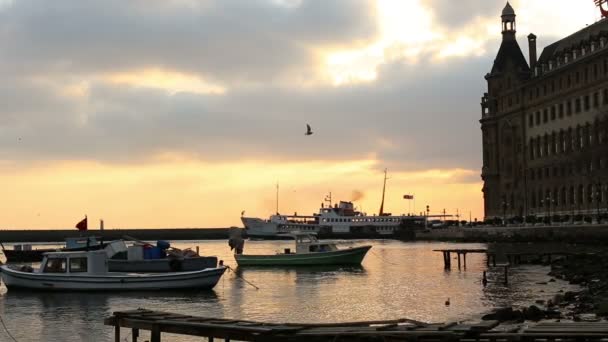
284;232;338;254
65;236;101;249
39;250;108;275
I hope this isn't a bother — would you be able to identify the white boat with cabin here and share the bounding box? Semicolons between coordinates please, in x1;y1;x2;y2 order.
0;250;227;291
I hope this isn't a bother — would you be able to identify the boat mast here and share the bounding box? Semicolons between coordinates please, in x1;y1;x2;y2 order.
276;182;279;214
324;192;332;207
379;169;388;215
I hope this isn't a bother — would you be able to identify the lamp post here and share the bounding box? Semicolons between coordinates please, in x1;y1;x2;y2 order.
546;197;552;225
594;183;601;223
501;200;508;226
425;205;430;228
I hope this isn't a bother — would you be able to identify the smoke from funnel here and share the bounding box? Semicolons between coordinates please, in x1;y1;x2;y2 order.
351;190;364;202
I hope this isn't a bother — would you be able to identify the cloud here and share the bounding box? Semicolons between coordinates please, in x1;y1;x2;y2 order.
0;0;377;85
423;0;504;30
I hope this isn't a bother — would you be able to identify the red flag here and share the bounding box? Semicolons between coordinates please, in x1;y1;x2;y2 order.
76;216;88;231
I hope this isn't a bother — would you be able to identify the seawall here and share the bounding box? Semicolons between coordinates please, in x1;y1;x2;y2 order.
0;228;231;243
415;224;608;243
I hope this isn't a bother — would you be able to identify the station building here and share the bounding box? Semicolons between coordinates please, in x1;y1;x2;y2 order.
480;2;608;220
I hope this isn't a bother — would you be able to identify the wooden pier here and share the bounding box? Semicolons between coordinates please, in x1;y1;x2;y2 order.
105;309;608;341
433;249;488;269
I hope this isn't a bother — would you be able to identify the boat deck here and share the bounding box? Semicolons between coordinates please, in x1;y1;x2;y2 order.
105;309;608;341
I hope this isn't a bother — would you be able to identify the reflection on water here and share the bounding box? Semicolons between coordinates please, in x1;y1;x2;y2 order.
0;240;580;342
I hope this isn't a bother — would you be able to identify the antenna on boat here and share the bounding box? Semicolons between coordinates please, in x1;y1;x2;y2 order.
276;182;280;215
324;192;332;207
379;169;389;215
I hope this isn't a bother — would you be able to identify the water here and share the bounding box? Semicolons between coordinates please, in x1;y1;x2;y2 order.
0;240;579;341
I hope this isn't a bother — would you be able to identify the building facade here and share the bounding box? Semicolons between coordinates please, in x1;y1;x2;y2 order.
480;2;608;221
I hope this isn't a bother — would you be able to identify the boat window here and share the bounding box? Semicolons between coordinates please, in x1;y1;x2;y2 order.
69;257;88;273
43;258;67;273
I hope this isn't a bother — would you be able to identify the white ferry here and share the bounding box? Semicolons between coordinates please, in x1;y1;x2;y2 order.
241;171;427;238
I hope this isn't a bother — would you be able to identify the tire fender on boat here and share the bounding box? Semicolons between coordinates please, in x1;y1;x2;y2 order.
169;259;183;272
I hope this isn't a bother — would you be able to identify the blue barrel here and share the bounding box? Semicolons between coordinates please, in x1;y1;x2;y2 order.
156;240;171;250
143;247;163;259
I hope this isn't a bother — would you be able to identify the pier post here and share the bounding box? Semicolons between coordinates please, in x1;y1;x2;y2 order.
493;255;496;267
132;328;139;342
482;271;488;287
114;324;120;342
463;253;467;269
446;252;451;269
457;253;461;270
151;326;161;342
504;265;509;285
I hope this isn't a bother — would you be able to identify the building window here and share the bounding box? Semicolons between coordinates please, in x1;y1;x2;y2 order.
594;92;600;108
551;106;556;120
559;103;564;118
567;101;572;115
604;89;608;105
543;109;548;123
536;111;541;125
584;95;590;111
529;114;534;127
575;98;581;113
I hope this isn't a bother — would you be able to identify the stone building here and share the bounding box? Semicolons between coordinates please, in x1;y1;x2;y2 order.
480;2;608;221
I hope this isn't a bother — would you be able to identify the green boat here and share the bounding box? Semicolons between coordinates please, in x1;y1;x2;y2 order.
234;233;371;266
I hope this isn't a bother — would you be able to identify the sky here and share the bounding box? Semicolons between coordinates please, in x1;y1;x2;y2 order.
0;0;601;229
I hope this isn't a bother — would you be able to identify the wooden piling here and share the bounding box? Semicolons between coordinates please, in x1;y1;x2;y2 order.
151;325;161;342
463;253;467;269
114;324;120;342
482;271;487;287
132;328;139;342
503;265;508;285
457;253;461;270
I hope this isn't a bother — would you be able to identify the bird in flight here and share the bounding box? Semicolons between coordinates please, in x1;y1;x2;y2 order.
305;124;313;136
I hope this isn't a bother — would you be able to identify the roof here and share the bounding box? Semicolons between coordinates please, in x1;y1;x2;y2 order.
491;39;530;74
502;2;515;17
42;250;106;258
538;18;608;64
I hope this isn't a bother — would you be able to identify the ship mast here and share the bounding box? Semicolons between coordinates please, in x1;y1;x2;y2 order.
379;169;388;215
276;182;279;214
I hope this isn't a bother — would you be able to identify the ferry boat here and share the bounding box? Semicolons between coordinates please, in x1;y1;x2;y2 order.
241;170;427;238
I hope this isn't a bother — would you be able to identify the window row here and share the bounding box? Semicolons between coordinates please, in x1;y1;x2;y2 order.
529;158;608;181
529;119;608;160
529;184;607;209
528;90;608;128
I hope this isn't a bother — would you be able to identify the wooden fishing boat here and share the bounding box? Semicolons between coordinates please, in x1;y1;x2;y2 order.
234;232;371;266
0;250;226;291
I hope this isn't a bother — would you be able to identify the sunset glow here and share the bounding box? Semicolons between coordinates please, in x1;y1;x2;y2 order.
0;0;598;229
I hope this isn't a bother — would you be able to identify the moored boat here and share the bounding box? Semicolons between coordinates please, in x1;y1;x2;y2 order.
0;250;227;291
234;232;371;266
1;237;107;262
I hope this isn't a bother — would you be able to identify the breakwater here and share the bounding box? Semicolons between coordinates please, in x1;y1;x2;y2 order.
0;228;231;243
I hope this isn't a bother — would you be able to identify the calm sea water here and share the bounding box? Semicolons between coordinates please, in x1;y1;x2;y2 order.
0;240;579;342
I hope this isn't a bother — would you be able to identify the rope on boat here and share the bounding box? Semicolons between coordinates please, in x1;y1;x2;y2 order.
0;314;18;342
226;266;260;290
370;250;399;266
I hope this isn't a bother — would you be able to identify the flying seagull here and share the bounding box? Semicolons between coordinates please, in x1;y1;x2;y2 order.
305;124;313;136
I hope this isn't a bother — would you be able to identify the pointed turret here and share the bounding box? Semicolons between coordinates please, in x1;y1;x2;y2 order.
489;2;529;75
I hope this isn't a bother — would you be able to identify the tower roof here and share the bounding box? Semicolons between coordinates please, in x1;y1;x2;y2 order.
502;2;515;17
491;39;530;74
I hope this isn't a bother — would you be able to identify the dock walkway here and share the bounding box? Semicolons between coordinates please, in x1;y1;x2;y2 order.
105;309;608;341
